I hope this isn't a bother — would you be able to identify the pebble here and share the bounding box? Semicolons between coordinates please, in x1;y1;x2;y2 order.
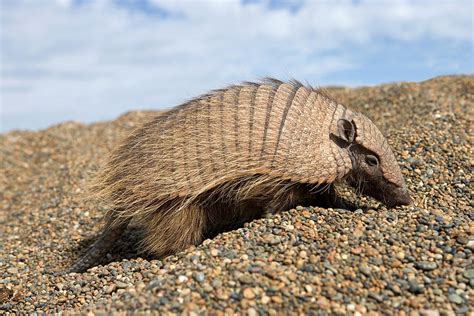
246;308;258;316
416;261;437;271
105;284;117;294
238;275;254;284
359;265;371;276
466;240;474;250
115;281;128;289
447;293;463;304
408;280;424;294
242;288;255;300
6;267;18;274
261;296;271;304
1;76;472;314
420;309;440;316
396;252;405;260
456;235;469;245
177;275;188;284
194;272;205;283
462;269;474;279
368;292;384;303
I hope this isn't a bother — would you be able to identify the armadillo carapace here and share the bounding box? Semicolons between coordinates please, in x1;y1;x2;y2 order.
69;79;411;272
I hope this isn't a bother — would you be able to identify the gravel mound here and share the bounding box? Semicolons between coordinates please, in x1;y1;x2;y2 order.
1;75;472;314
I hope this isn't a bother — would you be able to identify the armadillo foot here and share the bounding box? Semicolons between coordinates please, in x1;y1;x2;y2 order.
64;222;128;274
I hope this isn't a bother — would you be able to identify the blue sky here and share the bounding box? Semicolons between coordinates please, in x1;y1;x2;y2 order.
1;0;473;132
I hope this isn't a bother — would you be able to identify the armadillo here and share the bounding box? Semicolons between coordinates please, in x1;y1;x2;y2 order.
68;79;411;272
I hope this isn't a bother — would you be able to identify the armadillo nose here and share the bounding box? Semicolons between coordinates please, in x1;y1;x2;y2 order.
396;189;412;206
385;187;412;207
399;193;412;206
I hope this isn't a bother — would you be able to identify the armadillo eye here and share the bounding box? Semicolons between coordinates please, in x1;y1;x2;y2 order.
365;154;379;167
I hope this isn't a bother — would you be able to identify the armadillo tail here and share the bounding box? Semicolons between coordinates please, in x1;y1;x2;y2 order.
65;221;129;273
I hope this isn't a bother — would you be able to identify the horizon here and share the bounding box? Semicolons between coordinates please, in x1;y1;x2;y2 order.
1;0;473;133
2;74;472;133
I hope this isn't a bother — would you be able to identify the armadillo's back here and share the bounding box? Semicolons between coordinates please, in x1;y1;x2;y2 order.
96;80;355;209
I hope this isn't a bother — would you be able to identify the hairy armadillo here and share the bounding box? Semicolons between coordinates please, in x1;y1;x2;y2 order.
68;79;411;272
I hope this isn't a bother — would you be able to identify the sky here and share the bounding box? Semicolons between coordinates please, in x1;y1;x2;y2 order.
1;0;473;132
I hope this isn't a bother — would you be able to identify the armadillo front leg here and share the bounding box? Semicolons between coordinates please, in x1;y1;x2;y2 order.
66;221;128;273
263;184;350;214
321;184;350;209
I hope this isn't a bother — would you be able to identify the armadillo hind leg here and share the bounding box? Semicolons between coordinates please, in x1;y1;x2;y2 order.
65;221;128;273
141;202;207;258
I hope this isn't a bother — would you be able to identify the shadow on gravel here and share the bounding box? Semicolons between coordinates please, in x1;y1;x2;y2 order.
66;225;154;271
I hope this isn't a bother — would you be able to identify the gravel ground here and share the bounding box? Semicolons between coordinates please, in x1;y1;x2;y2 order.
1;75;472;315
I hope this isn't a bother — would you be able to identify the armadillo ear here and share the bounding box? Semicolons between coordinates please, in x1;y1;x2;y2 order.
337;119;356;143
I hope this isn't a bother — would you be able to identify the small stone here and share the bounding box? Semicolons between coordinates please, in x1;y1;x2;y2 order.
210;249;219;257
268;237;280;245
466;240;474;250
447;293;463;304
242;288;255;299
408;280;424;294
456;235;469;245
368;292;383;302
366;302;377;311
287;272;297;281
261;295;271;304
6;267;18;274
353;228;364;237
212;279;222;287
355;304;367;313
285;224;294;231
396;251;405;260
239;275;254;284
391;259;402;268
415;261;437;271
115;281;128;289
121;261;132;271
272;296;283;304
299;251;307;258
135;282;146;292
105;284;117;294
148;278;162;290
247;308;258;316
177;275;188;284
462;269;474;279
127;287;137;295
194;272;205;283
216;290;229;300
360;265;371;276
388;283;401;295
420;309;440;316
202;284;213;293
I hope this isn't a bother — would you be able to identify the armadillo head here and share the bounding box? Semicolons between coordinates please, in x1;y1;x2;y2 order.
335;113;412;207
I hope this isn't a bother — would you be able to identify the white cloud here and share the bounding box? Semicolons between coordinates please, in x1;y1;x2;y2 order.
0;0;472;132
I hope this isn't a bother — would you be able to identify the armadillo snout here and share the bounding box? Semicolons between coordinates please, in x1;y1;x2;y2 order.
386;187;412;207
